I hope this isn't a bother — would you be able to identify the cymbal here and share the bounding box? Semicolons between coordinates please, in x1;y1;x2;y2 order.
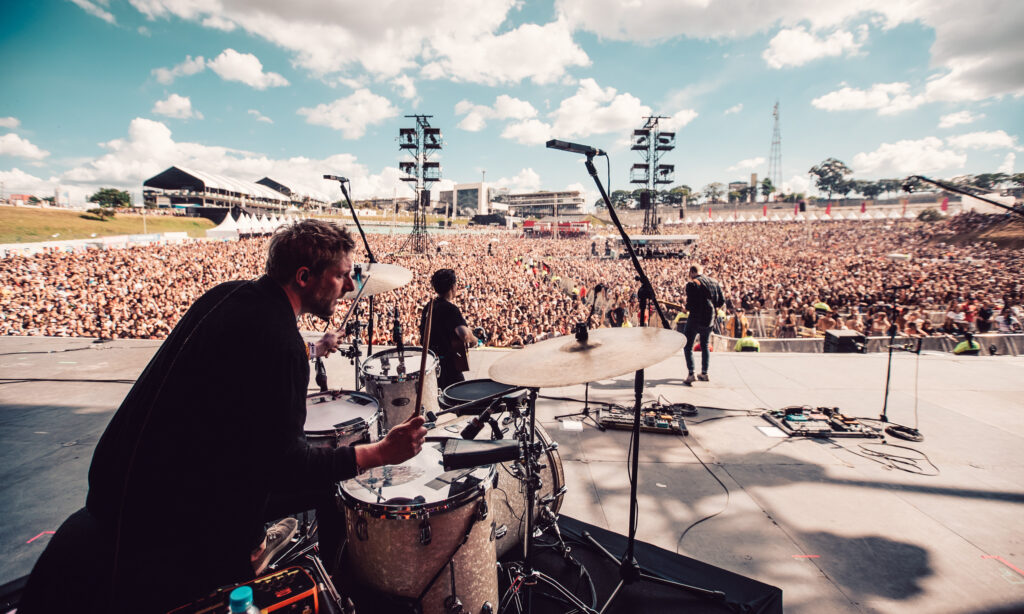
343;262;413;299
489;326;685;388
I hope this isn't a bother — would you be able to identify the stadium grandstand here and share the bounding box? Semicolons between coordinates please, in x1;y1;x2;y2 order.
142;166;330;214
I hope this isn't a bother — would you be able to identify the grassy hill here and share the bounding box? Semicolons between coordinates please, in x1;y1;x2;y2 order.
0;206;215;244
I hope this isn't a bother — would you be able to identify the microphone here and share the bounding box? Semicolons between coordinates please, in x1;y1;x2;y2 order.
461;399;501;440
323;174;349;182
392;307;405;353
546;139;606;157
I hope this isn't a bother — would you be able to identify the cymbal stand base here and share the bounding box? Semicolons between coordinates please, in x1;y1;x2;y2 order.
554;383;606;431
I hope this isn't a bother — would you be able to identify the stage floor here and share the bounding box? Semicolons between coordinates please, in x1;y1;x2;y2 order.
1;336;1022;614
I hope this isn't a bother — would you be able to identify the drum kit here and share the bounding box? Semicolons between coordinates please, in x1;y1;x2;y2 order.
261;258;688;614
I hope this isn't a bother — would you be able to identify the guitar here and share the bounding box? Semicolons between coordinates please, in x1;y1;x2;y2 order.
450;326;488;373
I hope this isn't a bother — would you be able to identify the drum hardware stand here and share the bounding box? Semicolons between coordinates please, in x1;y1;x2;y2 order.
554;313;606;431
501;388;597;614
550;142;729;612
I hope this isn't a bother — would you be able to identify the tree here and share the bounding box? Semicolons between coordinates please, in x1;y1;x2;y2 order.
835;179;854;200
702;182;724;204
1012;173;1024;191
878;179;902;199
89;187;132;208
856;180;882;201
667;185;691;206
808;158;853;201
728;190;742;204
973;173;1009;190
760;178;775;203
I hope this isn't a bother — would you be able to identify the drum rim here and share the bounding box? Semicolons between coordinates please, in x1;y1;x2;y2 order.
339;463;496;519
441;378;524;405
361;346;439;381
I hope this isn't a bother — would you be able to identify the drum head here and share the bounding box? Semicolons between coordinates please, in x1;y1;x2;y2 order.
362;347;437;380
441;379;521;408
339;442;493;517
305;390;379;433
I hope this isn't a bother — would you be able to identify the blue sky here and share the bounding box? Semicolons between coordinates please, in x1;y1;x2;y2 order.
1;0;1021;207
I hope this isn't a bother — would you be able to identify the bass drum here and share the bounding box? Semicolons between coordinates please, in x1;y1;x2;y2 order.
428;418;565;558
338;442;497;614
362;347;439;432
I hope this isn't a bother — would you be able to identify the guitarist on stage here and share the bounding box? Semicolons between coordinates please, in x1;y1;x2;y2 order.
420;268;478;389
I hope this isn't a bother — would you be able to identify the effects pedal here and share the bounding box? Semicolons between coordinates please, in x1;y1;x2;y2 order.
598;403;689;435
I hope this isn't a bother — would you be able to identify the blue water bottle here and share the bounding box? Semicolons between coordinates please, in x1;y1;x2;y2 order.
228;586;260;614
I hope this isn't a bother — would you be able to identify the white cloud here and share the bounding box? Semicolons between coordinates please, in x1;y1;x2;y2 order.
727;157;765;172
137;25;150;36
423;18;589;85
938;110;984;129
662;109;698;131
0;117;20;129
207;49;289;90
946;130;1022;151
501;120;551;146
811;82;925;115
781;174;810;196
391;75;417;100
455;95;537;132
549;78;650;139
762;26;864;69
297;89;399;139
68;0;116;24
247;109;273;124
151;55;206;85
852;137;966;175
997;152;1015;174
558;1;1024;103
0;168;52;195
152;94;202;119
50;117;412;203
723;104;743;115
493;168;542;192
0;133;50;160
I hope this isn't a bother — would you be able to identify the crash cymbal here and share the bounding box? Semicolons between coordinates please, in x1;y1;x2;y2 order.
489;326;685;388
343;262;413;299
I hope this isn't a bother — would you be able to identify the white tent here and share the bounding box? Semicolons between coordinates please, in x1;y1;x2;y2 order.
888;210;903;219
903;210;917;219
206;212;239;240
237;214;255;235
770;214;782;222
874;210;888;220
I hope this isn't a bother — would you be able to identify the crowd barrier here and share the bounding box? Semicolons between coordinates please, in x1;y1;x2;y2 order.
709;333;1024;356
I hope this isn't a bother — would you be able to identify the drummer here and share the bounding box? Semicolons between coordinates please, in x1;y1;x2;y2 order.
421;268;478;389
19;219;428;614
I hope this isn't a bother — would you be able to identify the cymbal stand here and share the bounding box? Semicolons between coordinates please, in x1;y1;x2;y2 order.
502;388;597;614
555;300;607;430
572;151;727;612
339;305;365;391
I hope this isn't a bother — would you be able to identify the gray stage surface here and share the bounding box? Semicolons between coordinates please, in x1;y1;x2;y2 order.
1;335;1022;614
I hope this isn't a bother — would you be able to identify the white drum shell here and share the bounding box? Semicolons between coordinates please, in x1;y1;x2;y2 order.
304;390;380;449
362;347;440;431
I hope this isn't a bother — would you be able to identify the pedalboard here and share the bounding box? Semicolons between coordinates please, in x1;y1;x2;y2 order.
599;403;690;435
761;406;883;439
169;565;320;613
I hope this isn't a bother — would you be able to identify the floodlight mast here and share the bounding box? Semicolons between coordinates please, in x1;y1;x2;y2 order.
630;116;675;233
397;115;442;254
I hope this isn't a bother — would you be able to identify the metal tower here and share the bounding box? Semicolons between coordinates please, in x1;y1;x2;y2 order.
630;116;675;233
767;102;782;200
397;115;442;254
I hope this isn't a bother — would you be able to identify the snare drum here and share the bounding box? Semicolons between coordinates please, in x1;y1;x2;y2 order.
362;347;440;431
428;418;565;558
440;378;526;415
338;442;498;614
304;390;380;449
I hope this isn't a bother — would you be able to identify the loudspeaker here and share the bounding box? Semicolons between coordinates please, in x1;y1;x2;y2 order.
640;191;652;210
824;329;866;353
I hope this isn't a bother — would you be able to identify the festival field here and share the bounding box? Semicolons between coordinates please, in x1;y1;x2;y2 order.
0;205;214;243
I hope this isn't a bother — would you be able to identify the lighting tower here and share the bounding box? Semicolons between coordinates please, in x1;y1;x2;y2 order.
767;102;782;200
630;116;675;233
397;115;442;254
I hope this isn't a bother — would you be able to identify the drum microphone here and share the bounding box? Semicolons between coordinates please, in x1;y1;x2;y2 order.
392;307;404;353
545;139;606;157
461;399;501;440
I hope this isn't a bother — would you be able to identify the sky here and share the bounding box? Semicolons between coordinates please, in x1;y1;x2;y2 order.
0;0;1022;209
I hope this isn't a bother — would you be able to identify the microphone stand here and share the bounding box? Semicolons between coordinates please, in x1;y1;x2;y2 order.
574;152;728;611
335;178;378;390
879;282;924;441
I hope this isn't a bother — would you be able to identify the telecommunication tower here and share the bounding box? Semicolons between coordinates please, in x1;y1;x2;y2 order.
397;115;442;254
630;116;675;233
767;102;782;199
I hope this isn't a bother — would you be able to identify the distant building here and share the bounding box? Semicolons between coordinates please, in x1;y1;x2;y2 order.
492;190;585;218
142;166;328;212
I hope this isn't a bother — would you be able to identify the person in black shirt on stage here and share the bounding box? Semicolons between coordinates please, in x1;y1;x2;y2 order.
683;263;724;385
19;220;427;614
421;268;477;390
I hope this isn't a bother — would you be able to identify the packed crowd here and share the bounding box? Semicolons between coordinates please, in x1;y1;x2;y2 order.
2;215;1022;345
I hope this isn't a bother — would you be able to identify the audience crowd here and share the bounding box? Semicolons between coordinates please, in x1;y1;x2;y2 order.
2;215;1022;346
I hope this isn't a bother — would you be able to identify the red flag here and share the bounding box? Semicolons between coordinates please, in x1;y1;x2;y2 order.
794;202;799;215
901;198;908;216
940;197;949;212
825;202;832;215
762;204;767;217
708;206;713;218
860;201;867;213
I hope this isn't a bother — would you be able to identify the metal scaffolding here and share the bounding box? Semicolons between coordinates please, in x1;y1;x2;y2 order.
397;115;442;254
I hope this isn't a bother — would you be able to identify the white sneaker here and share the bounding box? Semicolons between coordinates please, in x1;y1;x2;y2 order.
253;518;298;575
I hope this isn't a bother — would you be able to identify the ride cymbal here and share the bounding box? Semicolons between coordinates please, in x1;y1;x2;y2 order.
489;326;685;388
343;262;413;299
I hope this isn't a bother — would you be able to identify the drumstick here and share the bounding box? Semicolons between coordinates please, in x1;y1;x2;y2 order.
413;298;435;418
332;273;372;335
